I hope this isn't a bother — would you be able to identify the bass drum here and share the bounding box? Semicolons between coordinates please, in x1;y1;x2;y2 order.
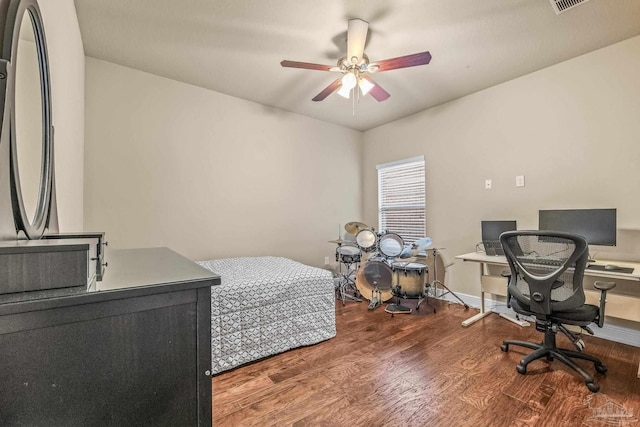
379;232;404;258
356;260;394;302
356;229;377;252
391;262;428;298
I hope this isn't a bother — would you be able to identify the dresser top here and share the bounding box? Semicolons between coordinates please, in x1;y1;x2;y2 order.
97;247;219;291
0;247;219;312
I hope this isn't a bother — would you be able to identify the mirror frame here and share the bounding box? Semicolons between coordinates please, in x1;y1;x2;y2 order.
0;0;54;239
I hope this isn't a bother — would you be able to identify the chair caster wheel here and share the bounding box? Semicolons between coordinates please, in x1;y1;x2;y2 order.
516;364;527;375
595;364;607;374
587;382;600;393
500;344;509;352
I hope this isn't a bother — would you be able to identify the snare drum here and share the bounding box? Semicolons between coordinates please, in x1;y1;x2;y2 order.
335;244;361;264
379;232;404;258
356;229;377;252
391;262;428;299
356;260;394;302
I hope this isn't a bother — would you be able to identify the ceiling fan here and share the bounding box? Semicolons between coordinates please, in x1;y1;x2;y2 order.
281;18;432;102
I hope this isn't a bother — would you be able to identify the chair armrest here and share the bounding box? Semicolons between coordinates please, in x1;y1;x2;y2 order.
594;281;616;292
593;281;616;328
501;270;511;307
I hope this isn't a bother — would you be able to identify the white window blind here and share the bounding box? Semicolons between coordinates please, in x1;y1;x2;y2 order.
377;156;426;245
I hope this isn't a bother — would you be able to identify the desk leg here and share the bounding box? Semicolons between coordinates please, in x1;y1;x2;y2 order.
462;306;530;327
461;262;530;328
461;264;491;327
461;310;493;327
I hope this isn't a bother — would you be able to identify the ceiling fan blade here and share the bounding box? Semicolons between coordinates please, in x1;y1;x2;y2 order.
362;76;390;102
347;18;368;64
312;78;342;101
281;60;334;71
370;51;432;72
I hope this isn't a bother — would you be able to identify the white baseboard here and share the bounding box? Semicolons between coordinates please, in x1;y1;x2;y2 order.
433;290;640;348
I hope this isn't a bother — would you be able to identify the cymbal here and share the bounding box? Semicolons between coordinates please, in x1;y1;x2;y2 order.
414;237;433;252
399;237;433;258
345;221;369;235
398;247;413;259
328;239;347;244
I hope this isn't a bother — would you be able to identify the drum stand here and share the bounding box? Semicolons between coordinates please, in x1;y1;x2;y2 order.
428;248;469;309
415;285;437;313
336;259;362;305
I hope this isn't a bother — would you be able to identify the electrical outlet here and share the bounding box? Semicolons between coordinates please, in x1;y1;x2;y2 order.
324;256;330;265
516;175;525;187
485;179;492;189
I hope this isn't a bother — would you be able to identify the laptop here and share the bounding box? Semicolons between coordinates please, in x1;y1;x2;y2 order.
481;220;517;256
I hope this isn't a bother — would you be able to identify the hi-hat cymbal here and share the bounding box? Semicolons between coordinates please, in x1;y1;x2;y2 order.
328;238;347;244
345;221;369;235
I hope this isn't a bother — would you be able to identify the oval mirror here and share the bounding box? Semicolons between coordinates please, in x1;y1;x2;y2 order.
15;9;43;224
2;0;54;240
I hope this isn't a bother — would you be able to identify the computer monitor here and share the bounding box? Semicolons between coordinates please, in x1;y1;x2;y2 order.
481;220;517;255
538;208;617;246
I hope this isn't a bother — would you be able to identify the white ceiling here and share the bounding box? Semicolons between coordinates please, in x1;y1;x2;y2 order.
73;0;640;132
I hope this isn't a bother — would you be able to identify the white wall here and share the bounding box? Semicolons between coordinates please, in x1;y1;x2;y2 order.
362;35;640;300
39;0;85;231
83;58;362;266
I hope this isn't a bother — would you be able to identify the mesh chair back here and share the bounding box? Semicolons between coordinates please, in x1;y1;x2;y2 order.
500;231;588;315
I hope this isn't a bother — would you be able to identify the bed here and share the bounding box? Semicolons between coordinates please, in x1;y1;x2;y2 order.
197;256;336;374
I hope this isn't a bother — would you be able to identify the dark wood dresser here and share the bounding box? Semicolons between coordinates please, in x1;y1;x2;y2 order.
0;247;219;426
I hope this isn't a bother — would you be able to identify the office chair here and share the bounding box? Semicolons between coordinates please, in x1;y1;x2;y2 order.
499;231;616;393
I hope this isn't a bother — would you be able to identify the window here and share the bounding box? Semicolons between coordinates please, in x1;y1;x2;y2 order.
377;156;426;245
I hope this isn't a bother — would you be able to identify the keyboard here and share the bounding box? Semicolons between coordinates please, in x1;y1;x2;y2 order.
586;264;635;274
518;257;563;267
483;241;504;256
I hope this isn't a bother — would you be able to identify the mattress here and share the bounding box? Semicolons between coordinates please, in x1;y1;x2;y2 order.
197;256;336;374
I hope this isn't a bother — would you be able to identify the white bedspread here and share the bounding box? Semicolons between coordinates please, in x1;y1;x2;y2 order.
197;256;336;374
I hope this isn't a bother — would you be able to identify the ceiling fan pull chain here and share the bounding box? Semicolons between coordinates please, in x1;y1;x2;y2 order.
352;89;356;116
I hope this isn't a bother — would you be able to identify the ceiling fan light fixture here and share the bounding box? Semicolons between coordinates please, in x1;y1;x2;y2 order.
358;78;374;96
341;72;357;90
337;84;352;99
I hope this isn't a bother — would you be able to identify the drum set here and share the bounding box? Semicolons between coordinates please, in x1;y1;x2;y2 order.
331;221;437;314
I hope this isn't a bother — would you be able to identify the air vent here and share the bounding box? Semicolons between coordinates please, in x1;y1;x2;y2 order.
549;0;591;14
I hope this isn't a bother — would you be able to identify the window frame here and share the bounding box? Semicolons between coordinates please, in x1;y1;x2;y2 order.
376;155;426;246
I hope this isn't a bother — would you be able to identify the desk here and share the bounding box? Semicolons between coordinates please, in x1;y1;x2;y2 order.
456;251;640;378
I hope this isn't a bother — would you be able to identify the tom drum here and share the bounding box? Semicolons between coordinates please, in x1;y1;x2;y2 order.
378;233;404;258
335;244;361;264
391;262;428;298
356;229;377;252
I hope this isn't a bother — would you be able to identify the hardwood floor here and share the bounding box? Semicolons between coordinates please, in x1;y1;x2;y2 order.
212;298;640;426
